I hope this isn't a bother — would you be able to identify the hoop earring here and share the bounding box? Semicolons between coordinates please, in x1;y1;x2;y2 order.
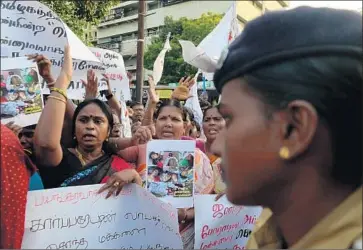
279;146;290;159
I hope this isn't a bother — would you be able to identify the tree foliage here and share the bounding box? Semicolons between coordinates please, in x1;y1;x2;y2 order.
144;13;223;85
40;0;119;44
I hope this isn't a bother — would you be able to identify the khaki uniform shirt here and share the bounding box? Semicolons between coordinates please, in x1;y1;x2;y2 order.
246;187;362;249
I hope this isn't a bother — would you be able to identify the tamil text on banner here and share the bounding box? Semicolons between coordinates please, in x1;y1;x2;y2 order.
0;1;111;100
21;184;183;249
89;47;131;101
0;1;98;61
40;56;108;100
194;194;263;249
146;140;196;208
1;57;44;126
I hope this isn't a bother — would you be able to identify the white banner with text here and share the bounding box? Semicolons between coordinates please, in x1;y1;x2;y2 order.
22;184;183;249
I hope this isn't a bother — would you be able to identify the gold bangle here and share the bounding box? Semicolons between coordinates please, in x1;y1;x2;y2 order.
47;95;66;104
50;87;68;100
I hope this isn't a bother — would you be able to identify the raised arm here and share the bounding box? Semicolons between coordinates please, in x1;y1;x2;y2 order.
103;73;122;118
33;45;72;167
27;52;76;144
171;76;195;101
142;76;159;126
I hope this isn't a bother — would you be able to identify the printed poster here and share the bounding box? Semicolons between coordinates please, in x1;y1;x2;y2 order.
89;47;131;101
146;140;196;208
22;184;183;249
194;194;263;249
1;57;43;126
1;0;109;100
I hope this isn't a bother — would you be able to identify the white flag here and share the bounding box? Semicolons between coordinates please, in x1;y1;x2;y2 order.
179;1;241;80
179;40;218;73
153;32;171;85
184;70;204;129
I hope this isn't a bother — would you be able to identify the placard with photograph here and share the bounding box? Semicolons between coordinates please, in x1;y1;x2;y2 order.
1;57;43;126
146;140;196;208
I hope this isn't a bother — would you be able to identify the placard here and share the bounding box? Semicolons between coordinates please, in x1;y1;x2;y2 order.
146;140;196;208
21;184;183;249
194;194;263;249
1;57;43;126
0;1;111;100
89;47;131;101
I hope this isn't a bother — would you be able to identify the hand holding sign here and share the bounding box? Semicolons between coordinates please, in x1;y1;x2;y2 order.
27;54;54;84
132;125;156;145
98;169;143;198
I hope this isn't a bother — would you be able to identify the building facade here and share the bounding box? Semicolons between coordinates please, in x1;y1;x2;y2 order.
86;0;289;80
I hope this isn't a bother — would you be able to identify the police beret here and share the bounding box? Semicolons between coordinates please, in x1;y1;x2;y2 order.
214;6;363;93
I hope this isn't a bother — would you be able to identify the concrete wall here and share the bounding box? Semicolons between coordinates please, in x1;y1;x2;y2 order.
97;1;233;39
95;0;288;70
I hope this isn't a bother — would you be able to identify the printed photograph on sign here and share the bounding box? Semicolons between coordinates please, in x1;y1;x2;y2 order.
1;57;43;127
146;140;196;208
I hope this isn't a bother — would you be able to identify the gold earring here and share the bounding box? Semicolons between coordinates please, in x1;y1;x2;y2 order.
279;146;290;159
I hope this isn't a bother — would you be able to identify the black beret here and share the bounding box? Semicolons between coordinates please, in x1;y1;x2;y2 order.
214;6;363;93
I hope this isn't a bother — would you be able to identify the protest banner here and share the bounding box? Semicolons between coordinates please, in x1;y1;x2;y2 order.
89;47;131;101
0;1;98;62
194;194;263;250
146;140;196;208
1;57;43;126
0;1;113;100
22;184;183;249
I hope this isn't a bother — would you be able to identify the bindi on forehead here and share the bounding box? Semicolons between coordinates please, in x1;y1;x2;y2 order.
78;115;106;120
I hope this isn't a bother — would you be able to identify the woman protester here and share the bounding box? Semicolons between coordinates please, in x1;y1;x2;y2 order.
0;124;37;248
5;122;44;191
117;99;214;249
33;45;143;192
211;7;362;249
202;106;226;195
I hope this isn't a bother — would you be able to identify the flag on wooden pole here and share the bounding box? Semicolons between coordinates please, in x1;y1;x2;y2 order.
153;32;171;85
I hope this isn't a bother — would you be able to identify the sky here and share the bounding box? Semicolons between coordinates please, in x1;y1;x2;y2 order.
289;1;362;11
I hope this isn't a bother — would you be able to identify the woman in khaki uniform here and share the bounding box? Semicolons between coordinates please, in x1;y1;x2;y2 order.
211;6;362;249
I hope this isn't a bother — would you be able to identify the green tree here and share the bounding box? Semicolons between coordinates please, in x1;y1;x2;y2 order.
40;0;119;44
144;13;223;85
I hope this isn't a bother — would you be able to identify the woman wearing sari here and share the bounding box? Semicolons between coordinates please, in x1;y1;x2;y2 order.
202;106;226;194
117;99;214;249
0;124;37;248
34;45;143;189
